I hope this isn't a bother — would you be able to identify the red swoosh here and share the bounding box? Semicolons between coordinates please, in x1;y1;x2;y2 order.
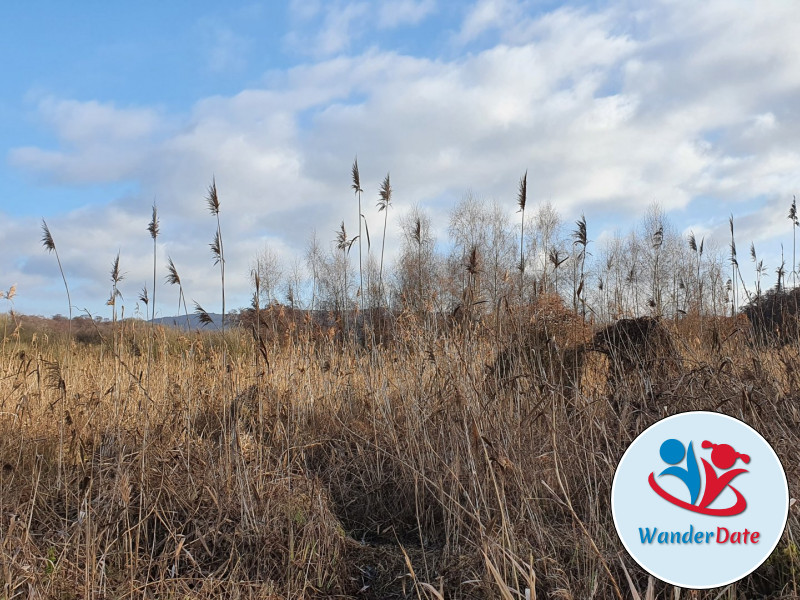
648;472;747;516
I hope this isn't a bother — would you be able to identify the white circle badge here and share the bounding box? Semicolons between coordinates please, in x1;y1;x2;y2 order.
612;411;788;589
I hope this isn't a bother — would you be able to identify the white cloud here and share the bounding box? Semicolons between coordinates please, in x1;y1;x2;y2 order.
285;0;437;57
207;27;252;73
288;0;323;21
457;0;519;44
9;98;165;184
36;97;161;144
285;1;370;57
6;0;800;315
377;0;436;29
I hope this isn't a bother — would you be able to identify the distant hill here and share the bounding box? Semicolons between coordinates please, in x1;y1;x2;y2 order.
153;313;225;330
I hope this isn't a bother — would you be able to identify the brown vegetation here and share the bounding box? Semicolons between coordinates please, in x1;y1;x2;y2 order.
5;177;800;598
1;307;798;599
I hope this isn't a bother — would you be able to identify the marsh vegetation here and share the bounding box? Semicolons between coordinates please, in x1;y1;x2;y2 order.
1;175;799;599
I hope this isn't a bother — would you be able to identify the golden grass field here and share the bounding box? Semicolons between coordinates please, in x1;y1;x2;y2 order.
1;301;799;599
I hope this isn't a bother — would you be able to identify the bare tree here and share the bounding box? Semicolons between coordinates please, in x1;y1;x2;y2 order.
396;205;436;314
284;257;305;311
448;191;488;311
638;203;685;317
305;231;323;312
254;244;285;306
486;200;515;314
597;231;625;321
533;201;562;296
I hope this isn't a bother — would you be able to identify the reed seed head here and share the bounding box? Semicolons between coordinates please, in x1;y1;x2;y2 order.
652;226;663;249
336;222;348;251
41;219;56;253
378;173;392;211
165;257;181;286
466;245;480;275
193;302;213;327
573;214;587;247
210;231;223;265
351;158;362;195
147;204;160;240
206;177;220;215
110;252;124;285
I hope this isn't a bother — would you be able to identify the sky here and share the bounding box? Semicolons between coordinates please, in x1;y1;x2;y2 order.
2;0;800;318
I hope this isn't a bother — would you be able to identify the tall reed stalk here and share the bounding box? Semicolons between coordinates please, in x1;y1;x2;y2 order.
108;253;123;405
750;242;766;300
412;217;423;311
729;215;738;315
572;214;587;318
789;196;798;288
516;171;527;302
336;222;352;332
352;158;364;314
207;178;225;336
728;216;752;310
651;225;663;316
377;173;392;306
165;257;190;328
41;220;72;344
109;251;123;350
206;178;234;468
40;220;72;500
147;204;159;386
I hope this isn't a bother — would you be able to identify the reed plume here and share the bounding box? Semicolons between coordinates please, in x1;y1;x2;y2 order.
548;247;567;293
139;285;149;309
165;257;190;328
41;219;72;341
193;301;214;327
351;157;364;313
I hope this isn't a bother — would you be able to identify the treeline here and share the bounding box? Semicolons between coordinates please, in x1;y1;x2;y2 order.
33;168;798;335
256;176;799;325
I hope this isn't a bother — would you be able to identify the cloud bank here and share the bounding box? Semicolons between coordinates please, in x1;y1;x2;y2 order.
4;0;800;316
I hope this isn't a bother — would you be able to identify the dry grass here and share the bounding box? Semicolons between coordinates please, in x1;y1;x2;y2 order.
1;310;799;599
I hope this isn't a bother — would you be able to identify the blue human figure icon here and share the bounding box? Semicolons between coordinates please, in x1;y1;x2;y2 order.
658;439;701;505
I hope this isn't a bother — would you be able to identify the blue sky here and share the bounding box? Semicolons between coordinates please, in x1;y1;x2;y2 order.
2;1;800;317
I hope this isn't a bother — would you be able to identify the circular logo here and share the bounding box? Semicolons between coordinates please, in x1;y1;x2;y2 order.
612;411;788;589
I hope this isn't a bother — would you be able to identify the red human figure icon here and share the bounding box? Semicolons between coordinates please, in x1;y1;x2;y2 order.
698;441;750;510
